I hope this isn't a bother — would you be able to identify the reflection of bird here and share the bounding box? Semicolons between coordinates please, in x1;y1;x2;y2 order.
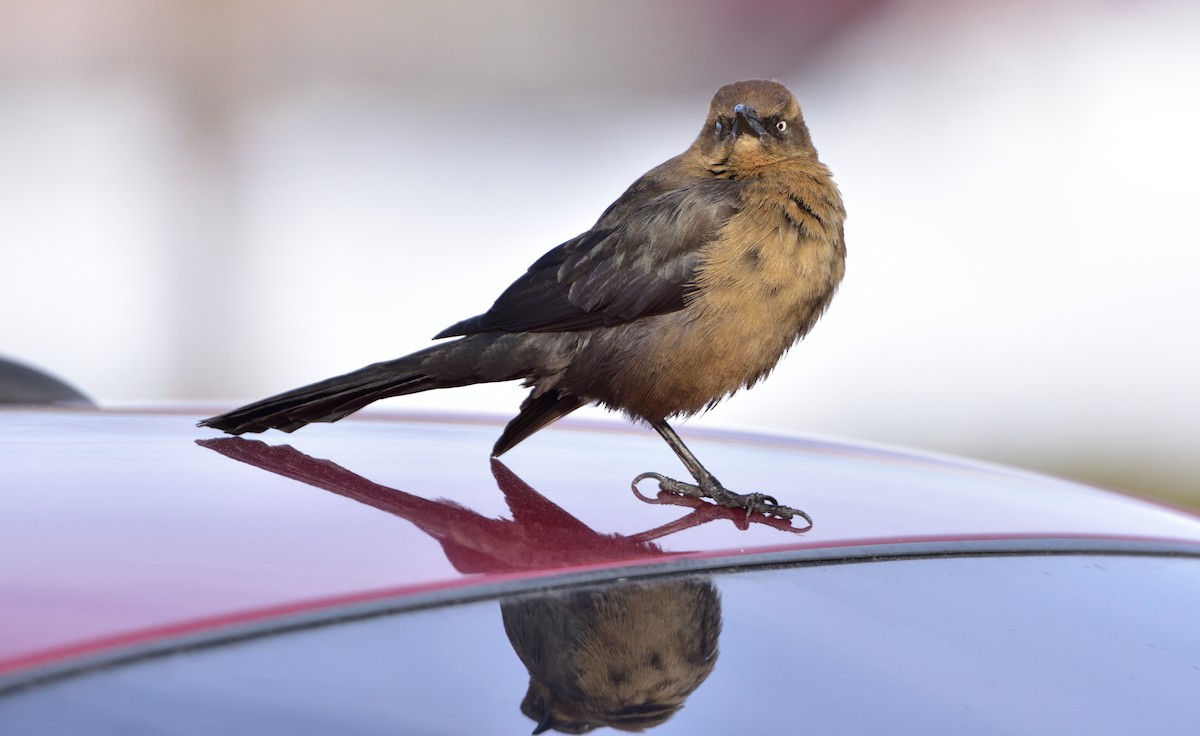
199;79;845;520
502;579;721;734
199;438;727;733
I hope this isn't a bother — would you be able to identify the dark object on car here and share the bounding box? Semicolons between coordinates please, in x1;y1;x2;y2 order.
0;356;92;406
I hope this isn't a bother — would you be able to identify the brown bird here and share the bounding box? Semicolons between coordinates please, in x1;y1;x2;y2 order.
199;79;846;521
502;578;721;733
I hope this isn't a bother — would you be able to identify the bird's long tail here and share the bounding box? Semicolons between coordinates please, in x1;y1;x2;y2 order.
198;335;524;436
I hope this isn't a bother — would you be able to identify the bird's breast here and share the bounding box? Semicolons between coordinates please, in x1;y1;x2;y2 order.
688;170;843;358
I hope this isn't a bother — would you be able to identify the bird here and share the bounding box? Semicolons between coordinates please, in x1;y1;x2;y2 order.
199;79;846;521
501;578;721;733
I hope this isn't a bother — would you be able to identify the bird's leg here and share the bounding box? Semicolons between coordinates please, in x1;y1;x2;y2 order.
634;419;810;523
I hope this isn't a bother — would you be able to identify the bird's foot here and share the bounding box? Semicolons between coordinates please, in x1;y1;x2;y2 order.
632;472;811;524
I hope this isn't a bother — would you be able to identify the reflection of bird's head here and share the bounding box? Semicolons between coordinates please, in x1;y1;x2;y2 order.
693;79;816;175
503;579;721;734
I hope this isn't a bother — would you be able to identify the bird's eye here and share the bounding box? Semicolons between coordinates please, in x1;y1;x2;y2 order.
776;120;788;132
714;120;724;136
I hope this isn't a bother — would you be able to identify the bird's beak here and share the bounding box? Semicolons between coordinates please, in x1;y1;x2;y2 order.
732;103;767;138
532;711;555;735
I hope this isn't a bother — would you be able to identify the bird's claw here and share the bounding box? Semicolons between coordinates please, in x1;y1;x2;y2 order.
632;471;811;526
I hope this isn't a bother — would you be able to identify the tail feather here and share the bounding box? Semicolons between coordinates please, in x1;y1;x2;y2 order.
492;389;584;457
199;359;438;435
199;332;566;440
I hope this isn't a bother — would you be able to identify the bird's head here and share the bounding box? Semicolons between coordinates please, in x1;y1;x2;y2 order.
693;79;816;176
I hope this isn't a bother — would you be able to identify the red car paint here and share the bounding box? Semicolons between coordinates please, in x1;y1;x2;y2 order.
4;408;1200;682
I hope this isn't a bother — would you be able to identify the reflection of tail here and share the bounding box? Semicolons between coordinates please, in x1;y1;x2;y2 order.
195;438;675;572
198;335;528;436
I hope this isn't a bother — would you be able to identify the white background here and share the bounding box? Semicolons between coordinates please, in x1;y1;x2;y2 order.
2;0;1197;504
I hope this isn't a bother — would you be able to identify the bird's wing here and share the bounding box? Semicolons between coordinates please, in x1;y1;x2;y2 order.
435;179;740;337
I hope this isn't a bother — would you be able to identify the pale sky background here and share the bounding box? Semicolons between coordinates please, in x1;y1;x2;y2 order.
2;0;1198;505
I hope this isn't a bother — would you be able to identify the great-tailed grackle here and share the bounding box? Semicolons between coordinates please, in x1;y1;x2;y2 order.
199;79;846;521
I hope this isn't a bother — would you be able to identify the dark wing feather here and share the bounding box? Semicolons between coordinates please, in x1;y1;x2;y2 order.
435;178;740;338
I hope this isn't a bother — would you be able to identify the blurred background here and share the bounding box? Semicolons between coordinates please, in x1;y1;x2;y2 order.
2;0;1198;506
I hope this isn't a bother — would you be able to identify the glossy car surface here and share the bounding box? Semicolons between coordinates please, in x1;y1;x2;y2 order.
2;408;1200;733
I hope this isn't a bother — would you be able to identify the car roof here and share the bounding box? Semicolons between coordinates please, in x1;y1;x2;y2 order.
4;406;1200;688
